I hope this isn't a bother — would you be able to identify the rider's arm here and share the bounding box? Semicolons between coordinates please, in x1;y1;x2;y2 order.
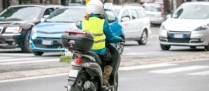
103;20;122;43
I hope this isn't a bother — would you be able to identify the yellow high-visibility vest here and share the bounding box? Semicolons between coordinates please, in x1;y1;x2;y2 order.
82;17;106;50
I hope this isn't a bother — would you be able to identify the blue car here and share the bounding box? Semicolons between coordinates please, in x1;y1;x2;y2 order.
30;6;124;56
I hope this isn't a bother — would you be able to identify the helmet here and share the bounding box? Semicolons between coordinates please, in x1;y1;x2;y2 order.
86;0;104;15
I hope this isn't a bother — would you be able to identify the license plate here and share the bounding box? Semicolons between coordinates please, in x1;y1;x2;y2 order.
174;34;183;38
42;40;53;45
68;69;79;77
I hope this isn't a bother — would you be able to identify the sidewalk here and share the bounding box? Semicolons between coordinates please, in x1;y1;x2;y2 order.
1;52;209;81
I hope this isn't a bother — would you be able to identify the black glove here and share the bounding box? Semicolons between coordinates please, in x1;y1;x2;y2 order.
119;37;125;42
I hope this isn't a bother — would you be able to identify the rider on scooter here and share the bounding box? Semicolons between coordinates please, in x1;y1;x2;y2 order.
78;0;123;87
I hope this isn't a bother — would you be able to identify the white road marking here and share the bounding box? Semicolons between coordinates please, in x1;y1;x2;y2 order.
0;57;12;59
187;71;209;76
122;52;161;56
0;53;33;56
119;63;176;71
0;59;59;65
150;66;209;74
0;73;67;83
0;58;44;62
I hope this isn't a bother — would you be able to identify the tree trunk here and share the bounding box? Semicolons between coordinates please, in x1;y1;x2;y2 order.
0;0;3;11
105;0;113;3
113;0;120;4
176;0;184;8
31;0;40;4
163;0;171;15
10;0;19;5
51;0;60;4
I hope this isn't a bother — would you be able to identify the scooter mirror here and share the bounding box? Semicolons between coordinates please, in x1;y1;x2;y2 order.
76;20;81;28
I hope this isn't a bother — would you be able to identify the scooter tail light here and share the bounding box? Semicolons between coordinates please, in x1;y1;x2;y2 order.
75;58;83;64
65;30;87;35
160;7;164;15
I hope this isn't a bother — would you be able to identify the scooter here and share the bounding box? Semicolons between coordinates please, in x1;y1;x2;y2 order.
61;30;121;91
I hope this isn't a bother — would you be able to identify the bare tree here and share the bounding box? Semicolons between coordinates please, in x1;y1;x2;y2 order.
176;0;184;8
105;0;113;3
0;0;3;11
10;0;19;5
31;0;40;3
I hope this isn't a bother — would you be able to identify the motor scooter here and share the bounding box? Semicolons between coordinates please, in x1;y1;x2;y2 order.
61;30;121;91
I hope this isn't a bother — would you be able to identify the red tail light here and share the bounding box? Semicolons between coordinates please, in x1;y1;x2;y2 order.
65;30;87;35
160;7;164;14
75;58;83;64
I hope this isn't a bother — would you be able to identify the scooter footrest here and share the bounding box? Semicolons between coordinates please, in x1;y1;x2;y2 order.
102;86;115;91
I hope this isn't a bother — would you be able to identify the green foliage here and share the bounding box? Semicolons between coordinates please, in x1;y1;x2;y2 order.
59;54;72;62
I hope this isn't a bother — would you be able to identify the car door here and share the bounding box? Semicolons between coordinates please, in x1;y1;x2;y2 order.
119;8;132;39
136;8;151;36
129;8;143;39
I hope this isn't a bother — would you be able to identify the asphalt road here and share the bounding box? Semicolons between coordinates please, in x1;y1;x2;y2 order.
0;60;208;91
0;26;208;72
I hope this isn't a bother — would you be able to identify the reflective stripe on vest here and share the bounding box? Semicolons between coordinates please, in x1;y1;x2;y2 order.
82;17;106;50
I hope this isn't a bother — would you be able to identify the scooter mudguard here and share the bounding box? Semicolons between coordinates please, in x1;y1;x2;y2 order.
67;66;82;86
68;61;103;86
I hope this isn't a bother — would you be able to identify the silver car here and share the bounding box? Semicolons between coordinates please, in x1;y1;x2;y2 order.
159;2;209;51
143;3;165;24
108;5;151;45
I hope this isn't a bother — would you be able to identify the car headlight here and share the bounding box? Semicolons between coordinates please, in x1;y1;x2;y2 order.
159;25;168;35
31;27;37;39
194;25;209;31
160;25;167;31
5;26;22;33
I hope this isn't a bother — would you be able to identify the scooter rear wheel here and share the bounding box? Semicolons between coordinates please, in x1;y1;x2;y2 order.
70;72;99;91
70;72;88;91
115;73;118;91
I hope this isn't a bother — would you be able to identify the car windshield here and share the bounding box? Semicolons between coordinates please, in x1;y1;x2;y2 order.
0;6;42;21
173;4;209;19
46;8;86;23
144;5;161;12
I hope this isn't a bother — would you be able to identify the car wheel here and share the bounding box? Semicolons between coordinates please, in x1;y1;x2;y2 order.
32;51;44;56
21;31;31;53
190;46;196;49
160;44;170;50
204;44;209;51
138;30;147;45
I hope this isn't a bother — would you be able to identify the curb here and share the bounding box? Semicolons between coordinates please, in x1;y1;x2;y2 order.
1;52;209;81
0;67;69;81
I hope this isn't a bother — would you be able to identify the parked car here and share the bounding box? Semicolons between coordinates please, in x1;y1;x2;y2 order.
159;2;209;51
154;0;163;5
0;5;62;52
30;6;124;56
109;5;151;45
143;3;165;24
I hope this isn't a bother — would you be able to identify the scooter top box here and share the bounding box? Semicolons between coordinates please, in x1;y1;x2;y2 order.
61;30;94;52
